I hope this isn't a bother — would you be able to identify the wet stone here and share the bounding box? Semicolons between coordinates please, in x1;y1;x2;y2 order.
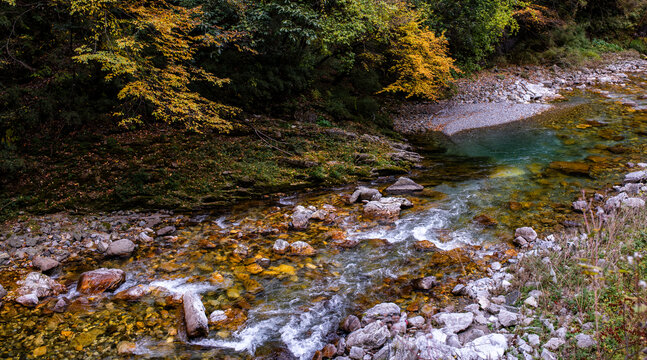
16;272;65;298
32;256;59;272
156;225;176;236
273;239;289;254
183;292;209;338
349;186;382;203
289;241;316;256
16;293;39;307
385;177;424;194
77;268;126;294
114;285;151;301
346;320;390;350
106;239;135;257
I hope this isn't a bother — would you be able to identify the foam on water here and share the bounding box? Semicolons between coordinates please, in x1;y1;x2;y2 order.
195;296;346;360
149;277;219;295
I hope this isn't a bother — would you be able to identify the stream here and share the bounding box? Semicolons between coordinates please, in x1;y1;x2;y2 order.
1;75;646;359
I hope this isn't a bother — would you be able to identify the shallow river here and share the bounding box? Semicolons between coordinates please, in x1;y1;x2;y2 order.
1;76;646;359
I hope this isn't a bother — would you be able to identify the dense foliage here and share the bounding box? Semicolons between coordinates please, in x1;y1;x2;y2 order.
0;0;645;158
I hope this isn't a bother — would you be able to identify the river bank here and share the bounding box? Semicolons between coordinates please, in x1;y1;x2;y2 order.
395;51;647;135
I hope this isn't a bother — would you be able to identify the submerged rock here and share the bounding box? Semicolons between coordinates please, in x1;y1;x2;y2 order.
114;285;151;301
289;241;316;256
272;239;289;254
413;276;438;290
385;177;424;194
183;292;208;338
549;161;590;176
77;268;126;294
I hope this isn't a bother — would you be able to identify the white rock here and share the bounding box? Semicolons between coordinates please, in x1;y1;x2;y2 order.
575;334;596;349
524;296;538;308
527;333;540;347
432;312;474;333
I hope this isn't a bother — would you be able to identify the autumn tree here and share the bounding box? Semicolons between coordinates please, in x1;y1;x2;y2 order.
70;0;238;132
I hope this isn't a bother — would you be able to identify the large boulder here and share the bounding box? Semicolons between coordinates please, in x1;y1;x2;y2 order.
349;187;382;203
183;292;209;338
385;177;424;194
106;239;136;257
77;268;126;294
345;320;390;350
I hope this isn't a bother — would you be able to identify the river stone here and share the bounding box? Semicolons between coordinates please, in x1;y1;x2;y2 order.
624;170;647;183
290;206;314;230
114;285;151;301
363;197;412;219
341;315;361;332
515;227;537;242
363;302;401;324
575;334;596;348
183;292;208;338
345;320;390;349
272;239;289;254
208;310;227;324
32;256;59;272
0;284;6;299
385;177;424;194
498;309;518;327
16;272;65;298
349;186;382;203
549;161;590;176
413;276;438;290
16;294;39;307
156;225;176;236
106;239;135;257
289;241;315;256
77;268;126;294
432;312;474;333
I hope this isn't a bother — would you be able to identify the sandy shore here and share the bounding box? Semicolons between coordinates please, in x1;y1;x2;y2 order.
397;102;553;136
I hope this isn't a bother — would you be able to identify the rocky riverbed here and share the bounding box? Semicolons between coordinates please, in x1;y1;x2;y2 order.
395;52;647;135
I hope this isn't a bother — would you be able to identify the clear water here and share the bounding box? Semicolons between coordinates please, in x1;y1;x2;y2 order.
1;76;646;359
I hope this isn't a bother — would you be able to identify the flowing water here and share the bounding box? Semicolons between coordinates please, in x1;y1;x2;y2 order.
1;76;646;359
